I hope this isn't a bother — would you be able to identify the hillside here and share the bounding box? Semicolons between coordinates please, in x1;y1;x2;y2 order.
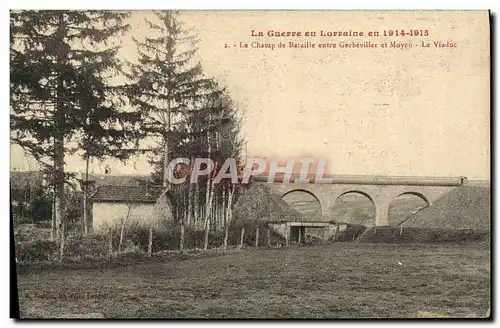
233;184;305;224
401;186;490;231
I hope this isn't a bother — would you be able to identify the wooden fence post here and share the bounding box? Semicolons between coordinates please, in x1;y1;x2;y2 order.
180;224;185;253
223;225;229;252
108;228;113;261
255;226;259;248
267;228;271;248
148;228;153;257
285;225;289;247
239;227;245;248
59;222;65;263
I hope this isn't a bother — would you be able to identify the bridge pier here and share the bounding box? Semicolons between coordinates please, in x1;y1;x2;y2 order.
374;201;389;226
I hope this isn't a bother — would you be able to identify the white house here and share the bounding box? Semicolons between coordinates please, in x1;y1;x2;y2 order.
90;183;173;233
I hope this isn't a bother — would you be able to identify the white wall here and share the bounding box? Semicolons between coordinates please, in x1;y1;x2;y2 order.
92;200;171;233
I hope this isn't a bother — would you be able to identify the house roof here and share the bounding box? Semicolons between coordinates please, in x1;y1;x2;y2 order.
90;185;164;203
84;174;152;187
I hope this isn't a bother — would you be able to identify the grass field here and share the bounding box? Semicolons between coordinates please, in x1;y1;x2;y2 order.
17;242;490;319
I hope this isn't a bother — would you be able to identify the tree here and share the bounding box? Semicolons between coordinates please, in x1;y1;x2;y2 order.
10;10;133;238
127;10;221;187
75;52;142;235
127;11;223;247
125;11;245;250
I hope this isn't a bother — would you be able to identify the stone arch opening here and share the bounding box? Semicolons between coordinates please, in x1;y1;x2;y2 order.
387;191;430;226
281;189;322;220
330;190;376;226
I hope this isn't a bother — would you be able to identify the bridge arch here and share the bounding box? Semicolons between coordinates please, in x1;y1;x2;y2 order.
394;191;430;206
387;191;430;226
281;189;323;218
331;190;377;226
336;190;376;206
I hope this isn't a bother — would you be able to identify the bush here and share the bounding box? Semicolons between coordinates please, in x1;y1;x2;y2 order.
14;224;52;243
334;224;367;242
119;223;230;253
17;219;283;266
16;240;58;262
63;234;110;259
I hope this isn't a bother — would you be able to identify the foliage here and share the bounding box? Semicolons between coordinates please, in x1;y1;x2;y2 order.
11;10;134;165
11;181;52;224
11;11;246;238
10;10;138;233
16;239;58;262
127;11;244;230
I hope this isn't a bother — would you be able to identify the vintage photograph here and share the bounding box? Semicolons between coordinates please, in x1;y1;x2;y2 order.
10;10;490;319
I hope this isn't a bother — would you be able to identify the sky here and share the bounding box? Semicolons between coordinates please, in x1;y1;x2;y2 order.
10;10;490;180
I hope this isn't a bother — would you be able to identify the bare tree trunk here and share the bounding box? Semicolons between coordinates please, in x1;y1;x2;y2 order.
239;227;245;248
59;221;65;263
224;185;236;251
118;204;132;253
50;188;56;241
203;179;216;251
163;101;171;188
219;192;223;231
226;184;235;226
267;228;271;248
175;203;179;228
83;154;90;236
179;185;186;253
194;182;199;229
203;127;214;251
222;186;226;227
223;224;229;252
203;176;211;228
148;228;153;257
182;185;187;225
212;190;217;232
218;191;223;231
108;229;113;261
54;11;66;242
203;223;210;251
54;116;65;238
179;223;185;253
213;190;217;231
187;182;193;227
223;184;229;251
203;183;213;252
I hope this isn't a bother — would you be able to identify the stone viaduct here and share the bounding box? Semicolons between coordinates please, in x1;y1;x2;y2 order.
254;174;467;226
